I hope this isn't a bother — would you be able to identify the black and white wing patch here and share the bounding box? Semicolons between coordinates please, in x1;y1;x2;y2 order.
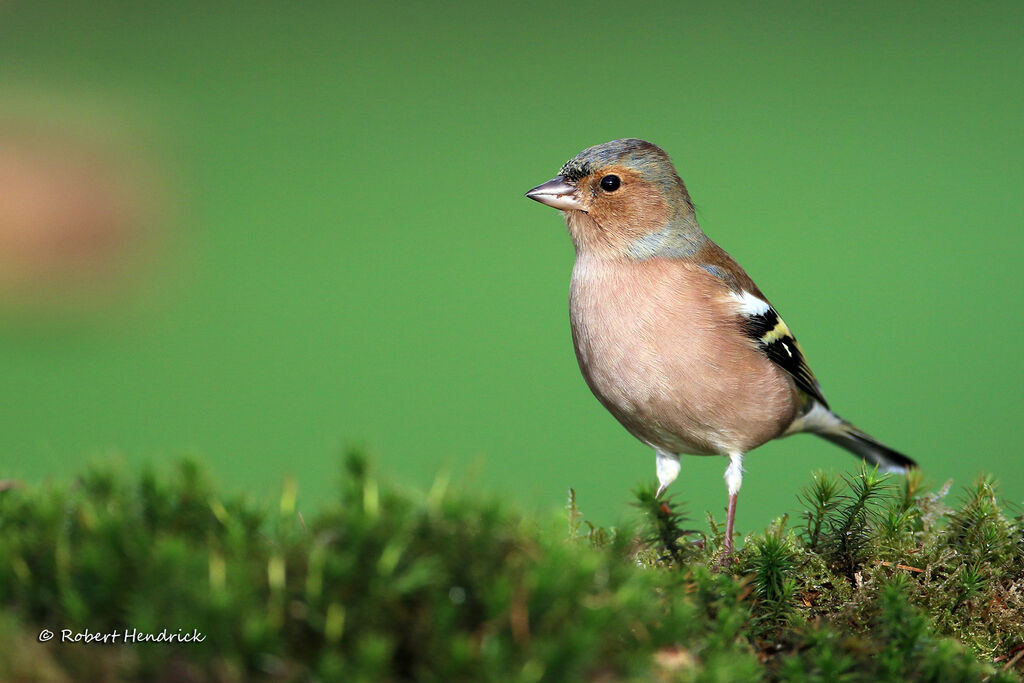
730;291;829;408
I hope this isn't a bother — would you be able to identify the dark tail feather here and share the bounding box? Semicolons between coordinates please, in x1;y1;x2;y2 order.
817;420;917;473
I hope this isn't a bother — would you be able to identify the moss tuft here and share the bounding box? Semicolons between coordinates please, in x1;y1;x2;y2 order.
0;456;1021;681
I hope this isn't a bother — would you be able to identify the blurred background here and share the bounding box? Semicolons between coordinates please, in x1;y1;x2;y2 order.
0;1;1020;528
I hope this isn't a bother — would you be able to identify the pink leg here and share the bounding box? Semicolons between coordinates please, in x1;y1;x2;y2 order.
724;492;738;556
722;453;743;558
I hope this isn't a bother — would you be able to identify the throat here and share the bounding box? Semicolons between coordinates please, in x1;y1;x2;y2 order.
565;207;708;261
565;211;614;255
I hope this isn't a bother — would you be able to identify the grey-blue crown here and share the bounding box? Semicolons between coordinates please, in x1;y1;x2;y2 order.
558;139;672;182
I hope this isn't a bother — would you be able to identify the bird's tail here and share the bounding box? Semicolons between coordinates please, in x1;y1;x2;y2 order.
815;417;916;474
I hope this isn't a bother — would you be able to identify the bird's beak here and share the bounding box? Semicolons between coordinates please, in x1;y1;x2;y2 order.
525;176;584;212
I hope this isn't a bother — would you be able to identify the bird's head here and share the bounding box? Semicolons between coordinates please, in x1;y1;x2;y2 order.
526;139;704;258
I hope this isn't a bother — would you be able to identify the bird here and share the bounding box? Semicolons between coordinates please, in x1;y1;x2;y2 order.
525;138;915;556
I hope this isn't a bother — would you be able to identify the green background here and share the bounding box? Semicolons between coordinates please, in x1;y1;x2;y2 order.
0;1;1021;529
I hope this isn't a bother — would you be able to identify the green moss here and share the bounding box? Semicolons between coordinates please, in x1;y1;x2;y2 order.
0;456;1021;681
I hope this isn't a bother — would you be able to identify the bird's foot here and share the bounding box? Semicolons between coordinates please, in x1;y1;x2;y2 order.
715;549;739;571
713;534;739;571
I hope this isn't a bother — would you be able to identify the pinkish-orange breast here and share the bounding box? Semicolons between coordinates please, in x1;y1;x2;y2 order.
569;255;797;456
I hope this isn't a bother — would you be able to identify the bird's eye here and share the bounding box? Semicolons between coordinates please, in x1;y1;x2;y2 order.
600;175;621;192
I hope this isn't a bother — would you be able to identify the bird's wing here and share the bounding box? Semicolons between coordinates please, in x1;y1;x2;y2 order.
728;290;830;409
689;239;829;408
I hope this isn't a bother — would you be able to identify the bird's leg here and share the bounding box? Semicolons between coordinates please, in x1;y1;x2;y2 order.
655;449;681;497
722;453;744;557
725;493;738;555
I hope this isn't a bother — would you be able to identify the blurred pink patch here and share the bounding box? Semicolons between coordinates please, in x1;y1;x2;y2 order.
0;118;165;313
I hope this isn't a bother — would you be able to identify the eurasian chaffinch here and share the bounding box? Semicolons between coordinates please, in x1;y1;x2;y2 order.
526;138;914;556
